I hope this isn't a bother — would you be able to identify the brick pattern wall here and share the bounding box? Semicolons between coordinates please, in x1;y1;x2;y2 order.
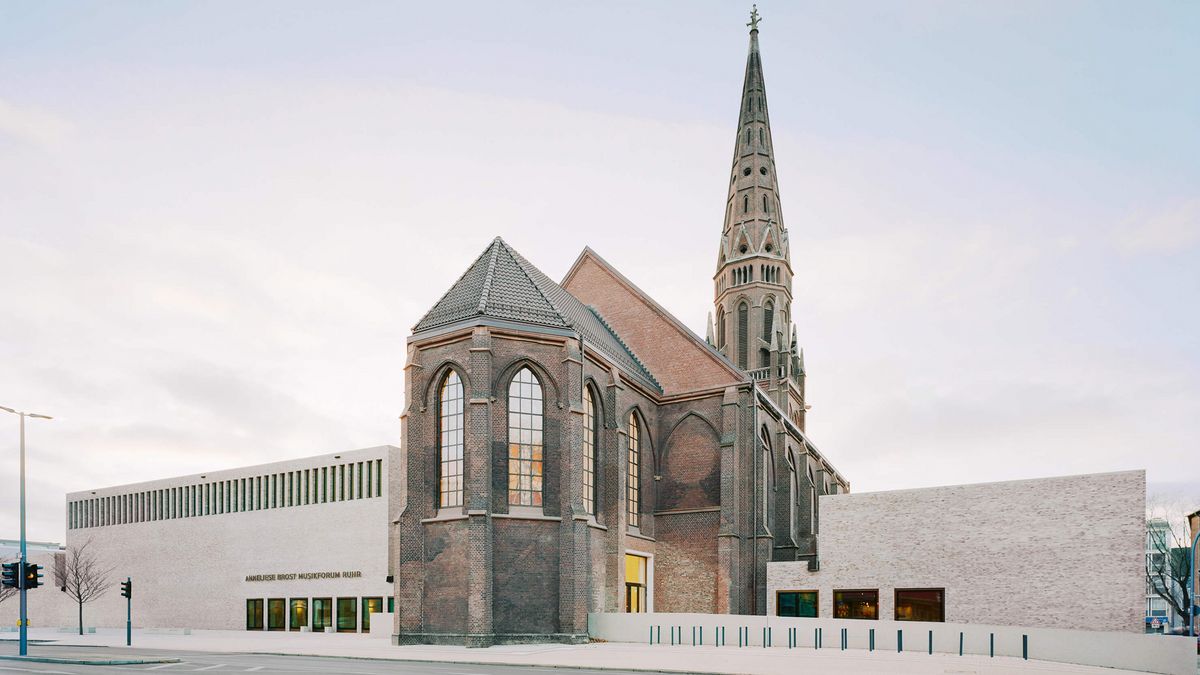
766;471;1145;633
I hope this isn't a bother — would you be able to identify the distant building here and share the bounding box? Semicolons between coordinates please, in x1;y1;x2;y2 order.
1145;518;1186;633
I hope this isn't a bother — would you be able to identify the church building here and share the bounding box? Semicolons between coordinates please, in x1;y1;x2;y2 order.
390;16;850;646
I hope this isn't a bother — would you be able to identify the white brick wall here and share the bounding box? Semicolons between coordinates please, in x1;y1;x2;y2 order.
1;447;393;632
767;470;1144;633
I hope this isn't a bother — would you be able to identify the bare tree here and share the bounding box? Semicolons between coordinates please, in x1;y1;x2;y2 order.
1146;505;1194;633
60;539;113;635
0;556;15;605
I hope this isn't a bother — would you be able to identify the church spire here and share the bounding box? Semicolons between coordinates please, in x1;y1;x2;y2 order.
711;9;806;429
718;7;790;269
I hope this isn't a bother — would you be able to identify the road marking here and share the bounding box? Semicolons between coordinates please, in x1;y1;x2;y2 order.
193;665;227;672
145;664;186;670
0;667;74;675
245;668;264;672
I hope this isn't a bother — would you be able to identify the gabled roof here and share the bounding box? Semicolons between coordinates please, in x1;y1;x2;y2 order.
562;247;745;396
413;238;660;393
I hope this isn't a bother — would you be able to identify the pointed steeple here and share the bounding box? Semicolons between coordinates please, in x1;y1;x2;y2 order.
718;9;789;268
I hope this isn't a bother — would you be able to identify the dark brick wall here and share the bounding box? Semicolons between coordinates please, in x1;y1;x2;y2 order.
493;518;560;634
423;520;468;634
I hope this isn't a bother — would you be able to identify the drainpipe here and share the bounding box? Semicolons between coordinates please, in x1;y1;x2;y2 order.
750;387;758;615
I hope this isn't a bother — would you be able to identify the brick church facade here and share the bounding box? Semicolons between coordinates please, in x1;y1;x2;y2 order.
390;19;849;646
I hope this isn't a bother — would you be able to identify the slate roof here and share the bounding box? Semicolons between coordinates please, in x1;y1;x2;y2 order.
413;238;660;392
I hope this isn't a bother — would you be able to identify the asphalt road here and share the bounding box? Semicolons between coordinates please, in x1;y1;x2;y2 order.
0;645;648;675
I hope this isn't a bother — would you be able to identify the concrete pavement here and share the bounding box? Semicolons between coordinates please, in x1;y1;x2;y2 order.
0;628;1162;674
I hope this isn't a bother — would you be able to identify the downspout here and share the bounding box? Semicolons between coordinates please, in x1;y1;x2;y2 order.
751;386;758;615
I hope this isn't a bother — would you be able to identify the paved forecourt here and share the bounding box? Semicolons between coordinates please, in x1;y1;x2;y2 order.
0;628;1163;675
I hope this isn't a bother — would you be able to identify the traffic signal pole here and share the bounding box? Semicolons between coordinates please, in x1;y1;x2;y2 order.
125;577;131;646
18;412;27;657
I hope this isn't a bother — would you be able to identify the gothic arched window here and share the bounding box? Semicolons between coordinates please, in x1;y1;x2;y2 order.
764;300;774;339
717;307;726;348
759;128;765;146
438;370;464;508
627;413;641;528
737;302;749;369
583;387;597;516
743;195;749;213
507;367;544;507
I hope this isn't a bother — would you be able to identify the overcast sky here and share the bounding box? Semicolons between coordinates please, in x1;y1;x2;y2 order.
2;1;1198;543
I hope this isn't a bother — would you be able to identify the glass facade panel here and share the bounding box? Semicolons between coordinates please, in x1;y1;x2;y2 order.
894;588;944;622
336;597;357;632
507;367;544;507
777;590;818;617
362;597;384;632
289;598;308;631
246;599;264;630
312;598;333;631
267;598;286;631
833;589;879;620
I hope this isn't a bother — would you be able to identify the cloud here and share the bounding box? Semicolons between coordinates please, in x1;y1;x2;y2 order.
0;98;73;148
1110;199;1200;255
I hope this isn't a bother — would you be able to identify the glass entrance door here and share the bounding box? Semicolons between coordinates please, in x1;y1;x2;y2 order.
246;599;264;630
312;597;332;631
362;597;384;632
267;598;286;631
336;597;358;633
624;553;647;613
289;598;308;631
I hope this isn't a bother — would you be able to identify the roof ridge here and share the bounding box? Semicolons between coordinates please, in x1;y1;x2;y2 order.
477;239;502;314
584;305;661;389
495;240;563;322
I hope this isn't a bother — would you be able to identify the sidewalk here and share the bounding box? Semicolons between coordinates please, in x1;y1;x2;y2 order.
0;627;1156;675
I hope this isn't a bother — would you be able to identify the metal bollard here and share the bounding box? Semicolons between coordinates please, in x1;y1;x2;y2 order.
928;630;932;655
869;628;875;652
897;629;903;653
841;627;847;650
657;625;661;645
649;626;653;645
989;633;994;658
958;631;963;656
1022;634;1028;660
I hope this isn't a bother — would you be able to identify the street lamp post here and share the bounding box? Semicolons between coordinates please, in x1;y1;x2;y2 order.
1;405;53;657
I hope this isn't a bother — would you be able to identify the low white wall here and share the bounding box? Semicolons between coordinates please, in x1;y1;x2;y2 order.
587;613;1195;675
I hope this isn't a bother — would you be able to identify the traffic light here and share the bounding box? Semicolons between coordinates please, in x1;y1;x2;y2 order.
120;578;132;599
1;562;18;589
23;563;42;590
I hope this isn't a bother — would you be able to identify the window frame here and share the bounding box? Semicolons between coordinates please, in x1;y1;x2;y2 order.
833;589;880;620
506;367;545;508
627;412;641;529
894;587;945;623
776;589;819;618
583;386;598;516
437;370;465;509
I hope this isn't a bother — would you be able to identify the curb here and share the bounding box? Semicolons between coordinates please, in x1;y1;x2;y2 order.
0;655;183;665
240;650;734;674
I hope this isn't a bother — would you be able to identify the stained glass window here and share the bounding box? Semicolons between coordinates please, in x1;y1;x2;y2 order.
507;367;543;507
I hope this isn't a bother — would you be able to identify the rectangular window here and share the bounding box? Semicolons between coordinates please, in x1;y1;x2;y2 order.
833;589;879;620
322;467;328;502
895;588;944;622
362;597;384;632
387;597;394;614
312;598;333;631
376;459;383;497
339;465;346;501
357;462;364;499
246;599;264;630
303;469;310;504
365;462;372;498
289;598;308;631
267;598;286;631
336;597;357;632
271;475;277;508
287;472;293;507
777;590;819;617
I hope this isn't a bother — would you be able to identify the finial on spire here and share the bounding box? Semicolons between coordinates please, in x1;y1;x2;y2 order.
747;5;761;32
